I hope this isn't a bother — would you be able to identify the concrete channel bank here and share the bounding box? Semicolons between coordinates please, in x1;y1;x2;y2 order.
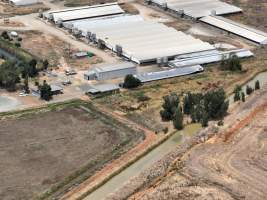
84;124;201;200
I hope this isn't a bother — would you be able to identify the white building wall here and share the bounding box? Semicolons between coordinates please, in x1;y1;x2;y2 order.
96;67;137;80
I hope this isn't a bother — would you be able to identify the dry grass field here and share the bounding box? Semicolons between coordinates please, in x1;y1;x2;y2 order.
0;1;48;17
0;101;143;200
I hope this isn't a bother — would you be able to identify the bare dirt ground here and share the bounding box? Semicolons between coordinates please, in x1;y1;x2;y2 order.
0;1;49;17
107;83;267;200
226;0;267;32
20;30;102;68
63;0;115;7
0;102;143;200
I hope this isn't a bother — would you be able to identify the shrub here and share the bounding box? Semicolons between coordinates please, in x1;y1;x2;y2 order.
123;74;141;89
15;42;21;47
246;85;254;95
255;80;260;90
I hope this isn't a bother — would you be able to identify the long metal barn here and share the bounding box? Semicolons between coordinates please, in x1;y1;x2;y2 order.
43;3;125;23
200;16;267;45
65;16;215;64
148;0;242;19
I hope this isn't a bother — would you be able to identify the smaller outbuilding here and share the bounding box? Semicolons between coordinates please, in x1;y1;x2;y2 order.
87;83;120;95
84;62;137;81
50;84;63;95
9;0;40;6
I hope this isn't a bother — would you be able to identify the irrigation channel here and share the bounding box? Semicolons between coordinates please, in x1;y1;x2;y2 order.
84;71;267;200
84;124;201;200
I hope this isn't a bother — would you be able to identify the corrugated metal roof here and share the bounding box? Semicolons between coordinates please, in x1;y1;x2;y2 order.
74;19;215;63
47;2;118;14
64;14;143;31
200;16;267;45
50;3;124;22
88;83;120;93
169;49;254;67
92;62;136;73
150;0;242;19
135;65;203;82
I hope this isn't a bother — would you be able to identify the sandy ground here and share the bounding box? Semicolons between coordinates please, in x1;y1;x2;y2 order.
0;103;143;200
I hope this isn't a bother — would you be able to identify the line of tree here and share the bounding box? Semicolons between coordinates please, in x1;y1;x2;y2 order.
0;60;20;91
160;88;229;129
233;80;261;103
0;58;47;92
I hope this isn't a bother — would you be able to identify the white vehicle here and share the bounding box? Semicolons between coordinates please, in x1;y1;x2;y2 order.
19;93;28;97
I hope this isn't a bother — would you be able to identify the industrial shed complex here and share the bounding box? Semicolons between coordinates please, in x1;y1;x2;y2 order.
41;1;261;85
62;15;215;63
148;0;242;19
200;16;267;45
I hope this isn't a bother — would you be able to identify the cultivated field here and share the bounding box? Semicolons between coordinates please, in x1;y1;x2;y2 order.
0;101;143;200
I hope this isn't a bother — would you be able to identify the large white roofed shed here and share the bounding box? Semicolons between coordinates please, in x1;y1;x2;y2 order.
83;20;215;63
200;16;267;45
150;0;242;19
49;3;124;23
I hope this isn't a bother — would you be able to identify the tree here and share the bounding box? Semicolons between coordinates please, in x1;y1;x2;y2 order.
40;80;53;101
228;55;242;71
173;107;184;130
42;59;49;70
201;110;209;127
220;54;242;71
241;92;245;102
255;80;260;90
28;59;38;77
0;60;20;91
246;85;253;95
123;74;141;89
15;42;21;48
1;31;10;40
160;93;179;121
21;59;38;79
234;85;242;102
23;75;30;94
203;88;229;119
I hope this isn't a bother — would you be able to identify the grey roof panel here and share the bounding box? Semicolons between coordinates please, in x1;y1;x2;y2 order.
151;0;242;19
51;3;124;22
135;65;204;82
